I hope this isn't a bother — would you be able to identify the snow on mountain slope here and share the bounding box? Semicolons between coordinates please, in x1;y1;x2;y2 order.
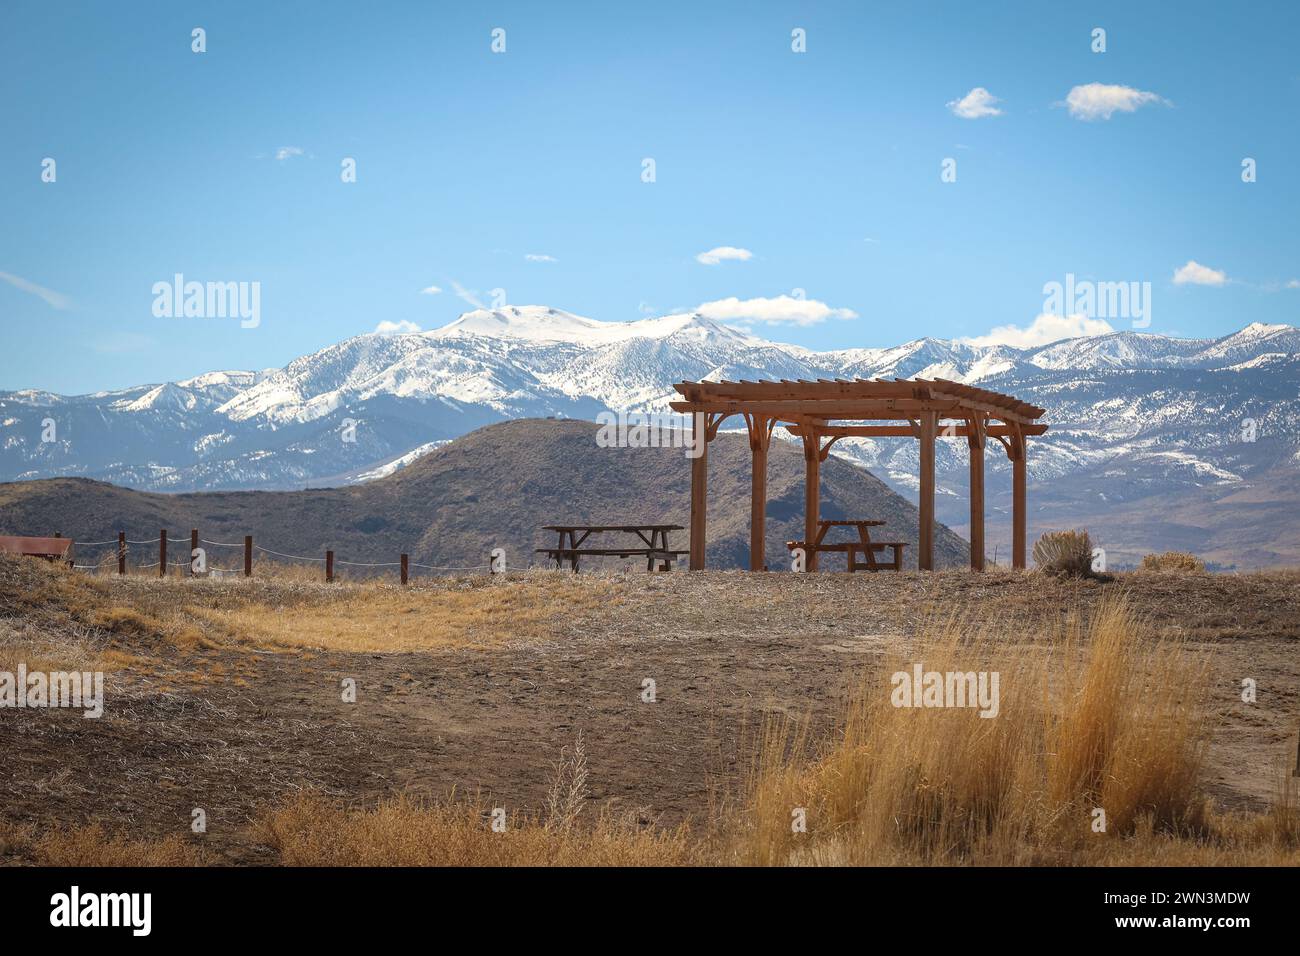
2;307;1298;565
431;305;760;348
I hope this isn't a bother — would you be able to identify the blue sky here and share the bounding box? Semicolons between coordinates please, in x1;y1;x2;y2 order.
2;0;1298;393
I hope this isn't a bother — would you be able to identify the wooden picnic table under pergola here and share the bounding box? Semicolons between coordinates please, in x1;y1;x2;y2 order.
669;378;1048;572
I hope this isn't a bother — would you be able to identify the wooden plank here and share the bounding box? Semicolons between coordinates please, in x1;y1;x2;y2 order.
803;433;819;572
542;524;684;532
0;535;74;559
968;415;985;571
1013;439;1027;570
748;414;769;571
669;399;968;419
690;411;707;570
785;423;1048;438
671;377;1045;420
919;410;936;571
534;548;689;557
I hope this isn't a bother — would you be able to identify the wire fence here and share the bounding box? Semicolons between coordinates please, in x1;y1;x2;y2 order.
61;529;501;583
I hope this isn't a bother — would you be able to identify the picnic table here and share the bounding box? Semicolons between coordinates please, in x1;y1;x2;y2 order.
536;524;688;572
786;519;907;572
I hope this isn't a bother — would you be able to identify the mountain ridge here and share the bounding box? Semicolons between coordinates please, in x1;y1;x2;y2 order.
3;308;1298;566
0;419;970;572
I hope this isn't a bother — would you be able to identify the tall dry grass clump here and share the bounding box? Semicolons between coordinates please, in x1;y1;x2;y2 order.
0;821;205;866
729;598;1213;865
1032;529;1096;577
256;730;699;865
1139;551;1206;573
255;791;700;866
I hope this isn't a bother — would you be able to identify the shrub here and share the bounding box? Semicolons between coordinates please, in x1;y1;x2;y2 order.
1140;551;1206;573
1032;530;1095;577
729;598;1213;865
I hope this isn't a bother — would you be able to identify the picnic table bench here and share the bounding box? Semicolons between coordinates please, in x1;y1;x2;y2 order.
786;519;907;572
537;524;687;572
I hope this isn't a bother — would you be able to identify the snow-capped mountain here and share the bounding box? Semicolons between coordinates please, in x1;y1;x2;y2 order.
3;307;1298;566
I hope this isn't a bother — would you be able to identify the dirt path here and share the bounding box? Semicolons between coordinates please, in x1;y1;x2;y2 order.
2;569;1297;863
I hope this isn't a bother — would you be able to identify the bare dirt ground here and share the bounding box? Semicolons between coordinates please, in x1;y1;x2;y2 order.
2;560;1297;864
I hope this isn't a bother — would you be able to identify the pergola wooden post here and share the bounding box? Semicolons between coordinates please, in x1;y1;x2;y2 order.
745;413;775;571
918;410;936;571
801;431;820;571
689;410;708;570
670;377;1046;574
967;413;986;571
1010;426;1027;569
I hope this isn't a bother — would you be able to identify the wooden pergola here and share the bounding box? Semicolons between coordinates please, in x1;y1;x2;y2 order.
669;378;1048;572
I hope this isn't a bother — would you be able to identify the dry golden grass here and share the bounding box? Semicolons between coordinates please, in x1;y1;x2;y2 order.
0;619;103;675
0;820;205;866
1140;551;1207;573
1032;529;1096;577
253;792;700;866
255;739;698;866
724;599;1298;866
188;576;621;652
4;554;1297;866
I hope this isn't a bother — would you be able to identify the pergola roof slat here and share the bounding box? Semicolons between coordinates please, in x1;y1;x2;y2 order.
671;376;1045;423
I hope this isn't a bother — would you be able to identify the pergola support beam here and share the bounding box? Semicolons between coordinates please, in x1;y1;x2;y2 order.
968;414;986;571
919;410;936;571
802;431;820;571
746;414;774;571
670;378;1046;576
1011;431;1027;570
689;411;708;570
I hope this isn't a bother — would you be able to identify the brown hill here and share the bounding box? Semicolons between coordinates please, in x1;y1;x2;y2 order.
0;419;968;572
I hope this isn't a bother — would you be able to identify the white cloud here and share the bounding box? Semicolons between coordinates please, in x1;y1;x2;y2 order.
1062;83;1167;120
450;279;486;309
0;271;71;310
695;246;753;266
1287;279;1300;289
525;253;557;263
961;313;1115;349
374;320;421;335
1172;260;1228;286
274;146;305;161
694;295;856;327
419;285;442;295
947;87;1002;119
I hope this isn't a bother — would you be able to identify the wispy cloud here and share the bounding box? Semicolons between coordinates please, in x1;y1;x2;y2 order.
450;279;486;310
947;87;1002;119
695;246;753;266
275;146;305;161
1287;279;1300;289
1172;260;1228;286
419;285;442;295
694;294;856;327
962;313;1115;349
1062;83;1168;120
374;320;421;335
0;271;71;310
525;253;558;263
